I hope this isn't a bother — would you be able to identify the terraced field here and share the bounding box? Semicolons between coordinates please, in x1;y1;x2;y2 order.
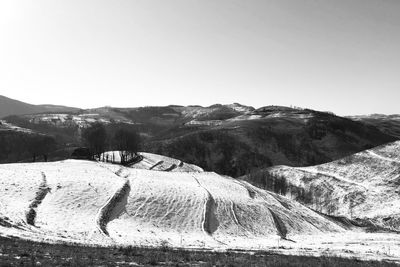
1;155;400;263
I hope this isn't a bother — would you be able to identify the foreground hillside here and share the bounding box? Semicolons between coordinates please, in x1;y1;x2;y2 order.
249;141;400;231
1;157;400;262
0;159;342;247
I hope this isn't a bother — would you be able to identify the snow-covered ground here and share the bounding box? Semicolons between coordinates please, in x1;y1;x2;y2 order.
226;103;254;114
267;141;400;229
0;120;34;133
25;113;131;128
185;120;223;126
176;104;253;120
100;151;204;172
226;114;263;121
1;157;400;262
348;114;400;121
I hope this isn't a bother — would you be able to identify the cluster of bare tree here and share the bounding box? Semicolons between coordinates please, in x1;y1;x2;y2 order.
114;128;141;164
82;123;107;159
245;170;288;195
0;132;57;163
82;123;141;164
27;135;57;162
245;170;344;216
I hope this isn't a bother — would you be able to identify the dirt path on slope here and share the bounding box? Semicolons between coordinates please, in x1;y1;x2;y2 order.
191;176;219;235
163;164;177;172
149;161;164;170
26;172;51;226
229;201;252;236
268;208;288;240
96;179;131;236
96;167;131;236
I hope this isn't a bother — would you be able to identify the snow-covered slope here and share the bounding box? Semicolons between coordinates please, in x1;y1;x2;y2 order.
264;141;400;230
107;170;346;248
2;158;400;261
0;159;343;246
131;152;204;172
101;151;204;172
0;120;34;133
25;113;129;128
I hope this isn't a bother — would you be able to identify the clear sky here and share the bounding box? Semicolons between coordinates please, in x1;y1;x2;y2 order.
0;0;399;115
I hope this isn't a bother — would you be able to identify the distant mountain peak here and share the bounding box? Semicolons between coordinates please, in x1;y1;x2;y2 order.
0;95;80;119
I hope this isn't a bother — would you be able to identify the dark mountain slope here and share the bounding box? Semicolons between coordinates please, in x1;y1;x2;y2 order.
0;95;79;118
146;107;396;177
348;114;400;139
1;98;396;176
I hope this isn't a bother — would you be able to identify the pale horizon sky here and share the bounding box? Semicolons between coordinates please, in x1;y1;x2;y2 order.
0;0;399;116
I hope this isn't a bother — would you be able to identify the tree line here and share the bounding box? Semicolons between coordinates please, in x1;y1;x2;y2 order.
244;170;345;215
81;123;141;164
0;132;56;163
245;169;289;195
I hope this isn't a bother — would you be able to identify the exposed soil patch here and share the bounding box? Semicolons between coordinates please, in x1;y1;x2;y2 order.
26;172;50;226
96;180;131;236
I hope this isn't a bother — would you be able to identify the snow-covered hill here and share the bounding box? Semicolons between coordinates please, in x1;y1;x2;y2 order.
25;112;131;128
131;152;204;172
101;151;204;172
1;157;400;261
0;159;342;245
0;120;34;133
264;141;400;230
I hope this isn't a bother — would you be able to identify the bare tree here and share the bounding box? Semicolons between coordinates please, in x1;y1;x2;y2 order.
27;135;56;162
114;128;140;164
82;123;107;159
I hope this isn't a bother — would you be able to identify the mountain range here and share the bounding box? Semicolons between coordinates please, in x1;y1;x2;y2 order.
0;95;79;118
0;95;398;177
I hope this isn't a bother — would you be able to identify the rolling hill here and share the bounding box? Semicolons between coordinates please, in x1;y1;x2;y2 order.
242;141;400;231
0;158;343;246
1;156;400;262
0;95;79;119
